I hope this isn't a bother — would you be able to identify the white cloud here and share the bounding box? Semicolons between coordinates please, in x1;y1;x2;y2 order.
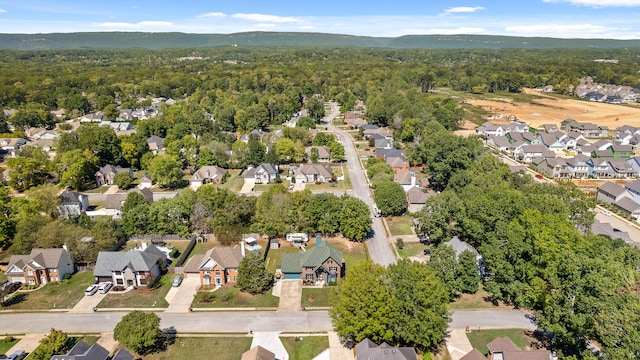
505;23;609;35
94;21;174;29
197;12;226;18
254;23;276;28
0;8;6;13
424;27;486;34
231;13;303;23
299;25;315;30
543;0;640;6
442;6;485;15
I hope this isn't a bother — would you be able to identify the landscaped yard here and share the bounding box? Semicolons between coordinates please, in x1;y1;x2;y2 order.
448;285;512;311
301;288;331;308
466;329;536;355
192;287;279;308
218;169;245;192
281;336;329;360
386;216;415;236
187;241;216;262
265;244;302;274
396;242;426;258
98;274;172;308
3;271;94;310
0;337;19;355
133;337;252;360
305;165;352;191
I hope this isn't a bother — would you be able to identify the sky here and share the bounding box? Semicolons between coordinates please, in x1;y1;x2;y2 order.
2;1;640;39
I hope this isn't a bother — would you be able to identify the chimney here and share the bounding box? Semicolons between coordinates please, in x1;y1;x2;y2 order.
62;243;68;251
241;241;246;258
410;172;416;187
141;241;148;251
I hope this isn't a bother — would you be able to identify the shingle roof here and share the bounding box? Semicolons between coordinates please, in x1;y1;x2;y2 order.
445;236;479;259
104;194;128;210
94;245;165;277
7;248;70;273
281;241;342;274
110;348;135;360
51;340;110;360
395;171;412;185
599;182;627;198
241;345;276;360
354;338;417;360
460;349;486;360
59;189;84;204
406;186;429;204
616;197;640;213
625;180;640;194
487;337;519;353
200;246;244;269
191;165;227;182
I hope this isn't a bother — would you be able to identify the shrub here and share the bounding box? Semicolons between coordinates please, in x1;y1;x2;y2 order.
396;238;404;250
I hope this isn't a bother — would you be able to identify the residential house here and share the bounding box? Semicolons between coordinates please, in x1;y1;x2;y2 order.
117;109;136;121
406;186;430;213
94;242;167;287
591;149;614;158
592;219;631;243
183;245;245;286
487;136;511;152
513;144;551;163
537;133;565;152
241;346;276;360
189;166;227;190
29;138;56;153
587;158;613;178
50;340;134;360
597;182;632;204
58;189;90;217
147;136;165;154
306;146;331;162
460;336;552;360
348;117;368;128
606;95;623;104
50;109;67;118
244;163;278;184
608;144;634;158
582;91;606;102
386;156;408;173
395;171;416;192
616;197;640;220
5;247;74;286
281;239;343;283
565;155;590;178
364;127;392;140
375;138;393;150
506;131;536;144
477;121;529;138
542;124;559;133
537;158;570;179
0;138;27;157
609;158;637;178
593;139;613;150
95;165;132;186
294;164;334;183
569;121;608;137
344;111;367;128
354;338;417;360
375;148;405;160
104;188;153;217
239;129;263;143
79;113;104;122
445;236;482;262
625;180;640;203
138;174;153;189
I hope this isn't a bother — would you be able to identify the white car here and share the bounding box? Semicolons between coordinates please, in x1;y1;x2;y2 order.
601;210;612;216
85;284;98;296
98;282;112;294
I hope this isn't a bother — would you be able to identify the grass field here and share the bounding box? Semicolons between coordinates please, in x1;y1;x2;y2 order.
98;274;171;308
192;287;279;308
396;242;426;258
301;288;331;308
0;337;19;355
448;285;513;311
466;329;534;355
4;272;94;310
142;337;252;360
386;216;415;236
218;169;245;192
304;164;352;191
281;336;329;360
186;241;216;262
265;245;301;274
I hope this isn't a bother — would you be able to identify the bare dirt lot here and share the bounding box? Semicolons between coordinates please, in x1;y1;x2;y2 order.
467;88;640;129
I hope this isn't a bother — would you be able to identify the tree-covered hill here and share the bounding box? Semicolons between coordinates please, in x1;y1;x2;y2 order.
2;32;640;50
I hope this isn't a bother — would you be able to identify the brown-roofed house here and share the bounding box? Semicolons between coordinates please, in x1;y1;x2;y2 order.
182;245;245;286
460;349;487;360
406;186;431;213
294;164;334;183
5;247;75;286
189;165;227;190
241;345;276;360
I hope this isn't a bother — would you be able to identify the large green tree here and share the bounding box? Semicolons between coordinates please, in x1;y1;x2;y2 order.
374;181;407;216
339;196;372;241
29;329;72;360
7;146;52;192
236;253;274;294
148;154;184;189
114;311;162;355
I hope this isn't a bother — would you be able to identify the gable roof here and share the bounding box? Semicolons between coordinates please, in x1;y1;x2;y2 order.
306;146;330;159
59;189;85;205
406;186;429;204
7;248;71;273
395;171;413;185
104;193;128;210
445;236;479;259
241;345;276;360
296;164;333;178
281;240;342;274
599;182;627;198
96;164;130;177
355;338;417;360
51;340;110;360
460;349;487;360
245;163;277;178
615;197;640;213
191;166;227;182
94;245;165;277
200;246;244;270
626;180;640;194
487;337;519;353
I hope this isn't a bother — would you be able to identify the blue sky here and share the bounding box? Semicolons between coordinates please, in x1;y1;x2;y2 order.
2;1;640;38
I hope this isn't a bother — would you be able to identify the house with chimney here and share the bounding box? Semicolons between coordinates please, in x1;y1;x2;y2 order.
189;166;227;190
182;245;245;286
5;247;75;286
93;242;167;287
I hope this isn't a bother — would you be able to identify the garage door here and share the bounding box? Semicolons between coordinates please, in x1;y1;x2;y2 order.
283;273;300;280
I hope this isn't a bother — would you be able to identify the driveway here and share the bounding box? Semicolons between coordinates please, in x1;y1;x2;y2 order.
164;276;199;313
447;329;474;360
239;179;255;194
277;280;302;312
251;332;288;360
6;333;46;356
68;292;107;313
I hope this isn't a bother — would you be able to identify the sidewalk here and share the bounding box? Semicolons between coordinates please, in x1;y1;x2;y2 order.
6;333;46;356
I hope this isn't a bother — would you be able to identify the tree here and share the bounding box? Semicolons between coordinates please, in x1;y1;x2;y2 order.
339;196;372;241
236;253;274;294
113;171;134;189
6;146;52;192
247;138;265;166
457;250;481;294
328;141;345;162
148;155;184;189
428;244;459;297
307;96;325;120
29;329;72;360
114;311;162;355
374;181;407;216
254;185;294;236
56;149;99;190
330;261;397;345
297;116;316;129
310;147;319;163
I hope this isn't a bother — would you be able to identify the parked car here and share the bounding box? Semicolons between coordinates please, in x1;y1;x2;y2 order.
423;249;431;255
6;350;26;360
85;285;98;296
535;174;543;179
98;282;112;294
601;210;612;216
172;275;183;287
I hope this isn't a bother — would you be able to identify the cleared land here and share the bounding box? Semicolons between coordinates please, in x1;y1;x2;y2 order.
281;336;329;360
466;88;640;129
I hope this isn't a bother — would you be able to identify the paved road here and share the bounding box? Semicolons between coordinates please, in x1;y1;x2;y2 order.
450;310;536;330
594;210;640;243
0;311;333;334
323;102;396;266
83;191;179;202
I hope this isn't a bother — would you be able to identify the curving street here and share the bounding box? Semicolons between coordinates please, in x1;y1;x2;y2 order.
323;102;396;266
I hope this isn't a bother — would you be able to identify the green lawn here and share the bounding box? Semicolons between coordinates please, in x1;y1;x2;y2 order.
281;336;329;360
218;169;245;192
448;284;512;311
186;241;216;262
97;274;171;308
386;216;415;236
466;329;533;355
301;288;331;308
192;287;279;308
0;337;19;355
83;185;111;194
3;272;94;310
122;337;252;360
305;165;352;191
396;242;426;258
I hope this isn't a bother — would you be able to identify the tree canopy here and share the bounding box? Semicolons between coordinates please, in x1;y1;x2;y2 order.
114;311;162;355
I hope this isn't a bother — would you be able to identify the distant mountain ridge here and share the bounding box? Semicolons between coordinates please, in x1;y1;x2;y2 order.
1;32;640;50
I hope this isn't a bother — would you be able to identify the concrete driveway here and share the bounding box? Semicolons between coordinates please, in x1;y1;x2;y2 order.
69;292;107;313
251;332;288;360
6;333;46;356
165;276;200;313
447;329;474;360
277;280;302;312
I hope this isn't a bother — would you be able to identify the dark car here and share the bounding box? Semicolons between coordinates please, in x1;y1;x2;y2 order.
423;249;431;255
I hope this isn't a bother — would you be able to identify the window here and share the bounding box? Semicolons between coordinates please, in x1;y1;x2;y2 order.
116;279;124;285
233;276;237;282
215;270;221;276
329;267;337;272
27;270;33;276
305;274;313;280
114;271;122;276
203;270;210;274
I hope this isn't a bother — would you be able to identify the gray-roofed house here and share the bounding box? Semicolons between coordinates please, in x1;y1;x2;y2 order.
5;247;74;286
536;158;570;179
306;146;331;163
355;338;417;360
294;164;334;183
245;163;278;184
93;242;167;287
281;239;343;284
386;156;408;173
487;136;511;152
598;182;632;204
58;189;90;217
189;165;227;190
0;138;27;157
182;245;245;286
609;158;637;178
111;348;135;360
615;197;640;220
445;236;481;262
395;171;416;191
50;340;110;360
565;155;590;178
587;158;613;178
406;186;430;213
591;219;631;243
138;174;153;189
104;188;153;217
625;179;640;203
147;135;165;154
95;165;132;186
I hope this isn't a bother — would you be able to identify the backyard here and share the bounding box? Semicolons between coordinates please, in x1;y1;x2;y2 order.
466;329;537;355
281;335;329;360
2;272;94;310
192;287;279;308
396;242;427;258
97;274;172;308
141;337;252;360
386;216;415;236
